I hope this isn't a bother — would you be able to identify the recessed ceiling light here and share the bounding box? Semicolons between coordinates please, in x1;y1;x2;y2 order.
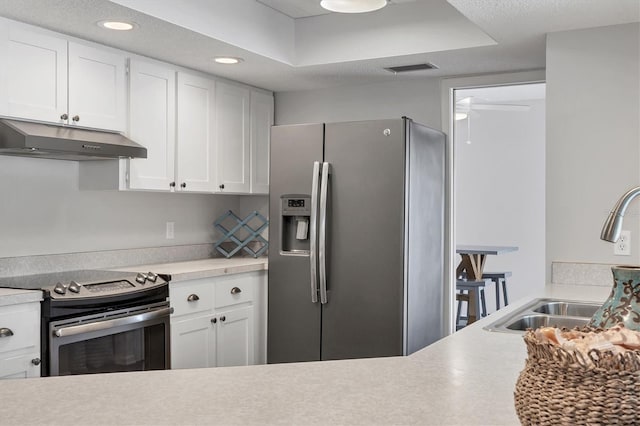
214;57;244;65
320;0;387;13
98;20;136;31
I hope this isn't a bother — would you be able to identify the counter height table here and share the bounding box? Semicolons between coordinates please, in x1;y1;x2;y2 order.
456;245;518;325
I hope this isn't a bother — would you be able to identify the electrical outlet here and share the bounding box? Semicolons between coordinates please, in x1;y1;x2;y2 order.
166;222;175;239
614;230;631;256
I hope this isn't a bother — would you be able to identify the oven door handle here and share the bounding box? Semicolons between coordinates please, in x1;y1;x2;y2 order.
53;307;173;338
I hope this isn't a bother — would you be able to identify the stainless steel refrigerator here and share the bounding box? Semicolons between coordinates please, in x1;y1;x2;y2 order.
268;118;445;363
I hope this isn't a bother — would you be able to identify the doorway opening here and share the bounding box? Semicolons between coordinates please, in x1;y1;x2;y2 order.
452;82;546;326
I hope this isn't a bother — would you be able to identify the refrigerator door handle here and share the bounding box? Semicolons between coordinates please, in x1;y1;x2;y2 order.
309;161;321;304
319;162;330;304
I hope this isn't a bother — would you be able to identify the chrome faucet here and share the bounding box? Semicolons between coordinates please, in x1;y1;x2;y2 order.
601;186;640;242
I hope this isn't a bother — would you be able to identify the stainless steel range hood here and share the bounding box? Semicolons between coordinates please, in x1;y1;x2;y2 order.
0;118;147;161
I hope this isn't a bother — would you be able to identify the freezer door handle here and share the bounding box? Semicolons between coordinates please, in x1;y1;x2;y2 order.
309;161;321;303
319;162;330;304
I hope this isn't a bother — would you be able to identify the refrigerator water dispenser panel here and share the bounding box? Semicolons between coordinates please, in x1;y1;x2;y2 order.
281;195;311;254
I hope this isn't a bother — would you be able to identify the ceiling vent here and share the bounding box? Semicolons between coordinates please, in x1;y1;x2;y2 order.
384;63;439;74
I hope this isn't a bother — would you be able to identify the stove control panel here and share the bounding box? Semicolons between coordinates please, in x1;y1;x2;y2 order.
48;272;167;299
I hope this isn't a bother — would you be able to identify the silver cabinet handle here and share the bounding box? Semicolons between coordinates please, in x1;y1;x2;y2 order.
230;287;242;295
31;358;41;366
60;113;68;120
187;294;200;302
54;307;173;338
319;162;330;305
72;115;80;122
0;327;14;338
309;161;321;304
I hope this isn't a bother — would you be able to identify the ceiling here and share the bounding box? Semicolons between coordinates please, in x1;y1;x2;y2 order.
256;0;416;18
0;0;637;93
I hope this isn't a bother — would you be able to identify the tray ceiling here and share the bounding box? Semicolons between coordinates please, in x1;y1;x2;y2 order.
0;0;636;92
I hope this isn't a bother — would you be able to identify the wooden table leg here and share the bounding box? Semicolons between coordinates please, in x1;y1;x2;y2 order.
457;254;487;280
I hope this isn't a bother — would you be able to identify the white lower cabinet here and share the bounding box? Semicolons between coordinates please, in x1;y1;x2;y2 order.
170;271;265;369
171;315;216;369
216;305;254;367
0;300;41;379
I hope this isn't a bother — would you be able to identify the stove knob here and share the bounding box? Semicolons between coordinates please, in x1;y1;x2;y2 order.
135;273;147;284
146;272;158;283
53;282;66;295
68;281;81;293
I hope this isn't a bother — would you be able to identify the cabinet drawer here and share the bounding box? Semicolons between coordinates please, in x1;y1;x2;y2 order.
215;274;254;309
171;281;213;317
0;304;39;355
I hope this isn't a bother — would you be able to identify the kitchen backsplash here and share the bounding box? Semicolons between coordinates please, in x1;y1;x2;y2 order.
0;244;229;278
551;262;617;287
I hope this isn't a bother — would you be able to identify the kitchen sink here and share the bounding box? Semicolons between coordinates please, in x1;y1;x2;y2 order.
484;298;602;333
532;301;600;317
504;314;590;331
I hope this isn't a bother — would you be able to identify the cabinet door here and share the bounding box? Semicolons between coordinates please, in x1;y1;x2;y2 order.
250;90;273;194
0;21;67;124
216;305;254;367
67;42;126;131
0;354;40;379
128;59;176;191
216;81;251;193
170;315;216;369
176;72;217;192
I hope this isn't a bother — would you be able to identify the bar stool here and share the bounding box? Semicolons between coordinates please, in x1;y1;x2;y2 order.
455;280;487;330
481;272;512;309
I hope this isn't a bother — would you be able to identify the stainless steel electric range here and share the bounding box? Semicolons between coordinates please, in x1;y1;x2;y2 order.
0;270;172;376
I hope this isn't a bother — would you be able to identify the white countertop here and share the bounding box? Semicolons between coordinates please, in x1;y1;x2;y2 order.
0;287;42;307
0;284;611;425
112;257;268;282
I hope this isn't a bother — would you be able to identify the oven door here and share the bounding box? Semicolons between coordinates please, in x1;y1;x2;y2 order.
49;301;172;376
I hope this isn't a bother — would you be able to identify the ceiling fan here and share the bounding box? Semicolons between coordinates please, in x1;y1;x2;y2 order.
455;96;531;120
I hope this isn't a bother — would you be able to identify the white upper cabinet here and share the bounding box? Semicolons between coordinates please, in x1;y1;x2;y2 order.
128;59;176;191
176;72;217;193
216;81;251;193
250;90;273;194
0;20;126;132
67;42;126;131
0;21;68;124
1;18;273;195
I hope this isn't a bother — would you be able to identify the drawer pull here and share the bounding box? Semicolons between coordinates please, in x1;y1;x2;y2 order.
0;328;14;338
31;358;41;366
230;287;242;295
211;318;217;324
187;294;200;302
220;316;226;322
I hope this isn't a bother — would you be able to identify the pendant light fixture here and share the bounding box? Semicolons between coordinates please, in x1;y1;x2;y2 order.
320;0;388;13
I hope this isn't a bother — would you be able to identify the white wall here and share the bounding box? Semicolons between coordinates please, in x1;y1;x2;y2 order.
455;99;546;308
0;156;240;258
275;78;442;128
546;23;640;279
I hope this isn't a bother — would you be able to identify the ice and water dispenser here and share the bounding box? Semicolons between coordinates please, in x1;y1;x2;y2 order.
280;194;311;254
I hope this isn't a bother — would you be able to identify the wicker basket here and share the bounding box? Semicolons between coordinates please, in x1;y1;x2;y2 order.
515;327;640;425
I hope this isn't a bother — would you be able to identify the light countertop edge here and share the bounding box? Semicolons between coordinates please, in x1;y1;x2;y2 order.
110;257;268;282
0;283;611;426
0;288;43;306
